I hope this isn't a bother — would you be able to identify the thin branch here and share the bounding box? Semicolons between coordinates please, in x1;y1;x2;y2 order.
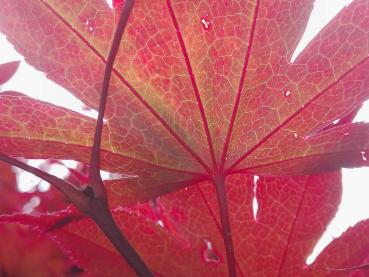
86;0;154;275
89;0;135;198
0;155;153;275
0;154;87;208
89;199;154;276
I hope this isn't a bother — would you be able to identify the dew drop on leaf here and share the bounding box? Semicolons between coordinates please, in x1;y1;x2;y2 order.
252;176;259;221
78;14;95;33
156;219;164;228
284;90;291;97
293;132;298;138
202;239;220;264
361;151;367;161
201;14;211;31
87;20;95;33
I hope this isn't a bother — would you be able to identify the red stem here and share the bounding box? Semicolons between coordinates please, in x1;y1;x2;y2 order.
87;0;154;275
214;175;237;277
0;154;86;206
0;154;153;276
89;0;134;198
87;199;153;277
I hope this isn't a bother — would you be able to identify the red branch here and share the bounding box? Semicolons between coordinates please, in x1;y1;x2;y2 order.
89;0;134;198
87;0;153;275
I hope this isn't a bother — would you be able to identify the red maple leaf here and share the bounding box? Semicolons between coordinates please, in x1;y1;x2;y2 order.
1;0;369;276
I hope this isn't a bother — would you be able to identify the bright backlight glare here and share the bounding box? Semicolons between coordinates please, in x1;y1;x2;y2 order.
291;0;354;62
295;0;369;265
0;34;98;120
306;168;369;265
105;0;113;9
15;159;70;192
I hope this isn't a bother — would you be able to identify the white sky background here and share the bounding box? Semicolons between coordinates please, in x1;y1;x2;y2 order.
0;0;368;264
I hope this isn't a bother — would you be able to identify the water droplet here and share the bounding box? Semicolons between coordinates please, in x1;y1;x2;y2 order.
156;219;164;228
284;90;291;97
79;14;95;33
252;176;259;221
87;19;96;33
201;16;211;31
202;239;221;263
333;119;340;124
343;132;350;136
361;151;367;161
293;133;298;138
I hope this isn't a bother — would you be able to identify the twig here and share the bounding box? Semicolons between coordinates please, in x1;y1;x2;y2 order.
87;0;154;275
0;154;153;276
89;0;134;198
0;155;87;209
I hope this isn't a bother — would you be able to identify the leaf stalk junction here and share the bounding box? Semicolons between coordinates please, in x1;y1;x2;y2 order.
0;0;238;275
